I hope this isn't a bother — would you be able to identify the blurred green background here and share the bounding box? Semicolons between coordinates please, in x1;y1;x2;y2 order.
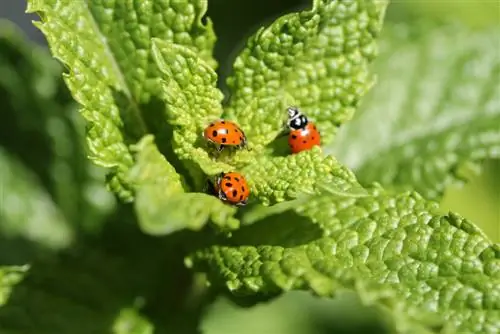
0;1;498;333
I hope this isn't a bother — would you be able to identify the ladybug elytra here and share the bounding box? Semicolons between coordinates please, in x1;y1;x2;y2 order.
211;172;250;206
203;120;247;152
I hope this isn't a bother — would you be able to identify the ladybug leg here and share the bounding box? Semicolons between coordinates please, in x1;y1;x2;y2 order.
218;188;227;202
237;198;248;206
216;144;224;152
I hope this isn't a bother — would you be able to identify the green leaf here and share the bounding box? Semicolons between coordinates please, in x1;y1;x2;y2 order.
330;23;500;200
129;135;239;235
224;0;389;147
0;213;162;333
0;147;74;249
0;21;115;234
112;308;153;334
241;148;368;206
151;39;232;177
189;186;500;333
0;265;29;306
26;0;216;200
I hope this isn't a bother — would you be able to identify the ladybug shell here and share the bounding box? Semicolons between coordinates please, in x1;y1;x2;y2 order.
203;120;246;147
288;123;321;154
215;172;250;205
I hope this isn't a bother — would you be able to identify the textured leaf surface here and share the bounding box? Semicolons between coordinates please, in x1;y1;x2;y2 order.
152;39;232;177
241;148;367;206
0;22;115;234
224;0;388;147
190;186;500;333
0;148;73;249
27;0;216;200
331;23;500;200
129;135;239;235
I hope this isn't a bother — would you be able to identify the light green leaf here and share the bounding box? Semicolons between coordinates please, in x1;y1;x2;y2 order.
0;265;29;306
129;135;239;235
0;148;74;249
151;39;232;177
224;0;389;147
241;147;368;206
331;23;500;200
189;186;500;333
27;0;216;200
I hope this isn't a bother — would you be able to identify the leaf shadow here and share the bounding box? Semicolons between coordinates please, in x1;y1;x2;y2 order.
230;205;323;247
111;90;197;190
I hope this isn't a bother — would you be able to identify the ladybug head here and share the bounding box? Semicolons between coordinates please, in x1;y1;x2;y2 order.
287;107;308;130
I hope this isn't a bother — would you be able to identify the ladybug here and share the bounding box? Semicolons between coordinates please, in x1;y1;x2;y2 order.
212;172;250;206
203;120;247;152
286;107;321;154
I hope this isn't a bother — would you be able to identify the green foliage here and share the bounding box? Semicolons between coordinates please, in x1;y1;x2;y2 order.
331;23;500;201
0;0;498;333
0;266;28;306
0;148;73;249
190;186;500;333
0;21;114;240
26;0;217;201
224;0;389;146
129;135;239;235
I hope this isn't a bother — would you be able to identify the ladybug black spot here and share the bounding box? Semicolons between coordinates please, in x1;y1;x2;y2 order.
209;123;215;127
239;194;243;201
239;136;243;141
212;130;217;137
302;140;307;144
232;189;238;197
313;125;317;130
232;140;236;144
234;177;240;181
291;134;297;140
224;176;231;180
221;137;227;143
241;186;245;192
221;121;226;124
312;137;315;140
225;182;233;187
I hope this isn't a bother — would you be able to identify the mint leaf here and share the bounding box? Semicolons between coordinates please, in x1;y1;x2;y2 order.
151;39;232;178
0;265;28;306
224;0;388;147
0;147;74;249
0;21;114;234
241;148;367;206
0;212;215;333
189;186;499;333
129;135;239;235
27;0;216;200
331;23;500;200
112;308;153;334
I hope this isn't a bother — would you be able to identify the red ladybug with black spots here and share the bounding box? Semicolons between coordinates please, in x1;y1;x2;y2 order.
203;120;247;152
286;107;321;154
206;172;250;206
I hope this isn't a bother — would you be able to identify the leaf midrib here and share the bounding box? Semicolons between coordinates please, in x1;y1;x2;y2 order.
84;1;148;136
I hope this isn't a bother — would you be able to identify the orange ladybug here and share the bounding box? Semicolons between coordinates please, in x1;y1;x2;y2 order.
213;172;250;206
203;120;247;152
286;107;321;154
